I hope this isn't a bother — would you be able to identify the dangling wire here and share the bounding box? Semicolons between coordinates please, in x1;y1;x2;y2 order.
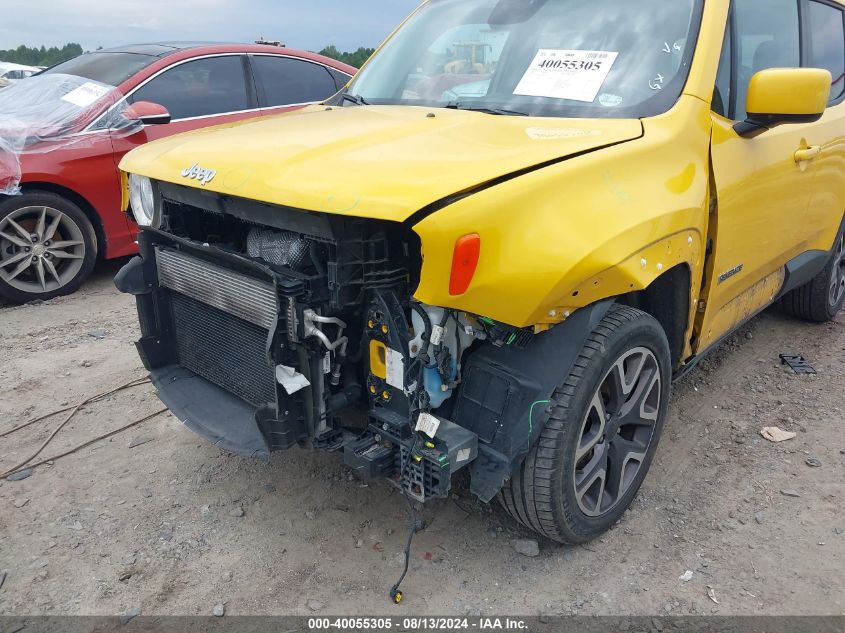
389;436;422;604
389;305;433;603
389;303;464;603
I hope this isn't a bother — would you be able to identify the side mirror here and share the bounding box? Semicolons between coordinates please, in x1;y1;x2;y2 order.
123;101;171;126
735;68;831;138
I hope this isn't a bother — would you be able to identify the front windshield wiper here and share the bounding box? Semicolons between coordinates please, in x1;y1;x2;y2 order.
445;102;529;117
339;92;371;106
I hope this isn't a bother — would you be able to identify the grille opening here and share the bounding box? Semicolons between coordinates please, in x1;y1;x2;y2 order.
159;192;422;310
161;199;334;279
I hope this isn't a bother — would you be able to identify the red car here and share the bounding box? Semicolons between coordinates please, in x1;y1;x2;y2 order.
0;43;355;302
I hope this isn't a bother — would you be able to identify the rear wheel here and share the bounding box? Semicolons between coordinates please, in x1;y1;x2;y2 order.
781;222;845;322
0;192;97;303
499;305;671;544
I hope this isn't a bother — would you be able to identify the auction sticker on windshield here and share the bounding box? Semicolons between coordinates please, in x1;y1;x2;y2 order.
61;82;111;108
514;49;618;103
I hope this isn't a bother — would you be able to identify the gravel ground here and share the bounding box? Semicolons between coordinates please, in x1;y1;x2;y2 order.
0;260;843;617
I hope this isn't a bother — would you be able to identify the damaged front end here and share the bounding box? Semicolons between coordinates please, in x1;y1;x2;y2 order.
118;182;490;501
117;181;605;503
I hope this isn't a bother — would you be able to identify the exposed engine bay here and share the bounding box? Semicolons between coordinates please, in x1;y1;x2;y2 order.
117;182;555;503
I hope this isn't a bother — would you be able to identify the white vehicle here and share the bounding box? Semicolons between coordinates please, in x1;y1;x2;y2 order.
0;62;40;83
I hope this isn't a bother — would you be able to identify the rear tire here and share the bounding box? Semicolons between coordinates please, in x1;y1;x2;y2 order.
499;305;672;544
781;221;845;322
0;192;97;303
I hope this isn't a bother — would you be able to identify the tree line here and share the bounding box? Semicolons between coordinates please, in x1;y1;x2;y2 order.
0;44;83;67
317;46;375;69
0;43;374;69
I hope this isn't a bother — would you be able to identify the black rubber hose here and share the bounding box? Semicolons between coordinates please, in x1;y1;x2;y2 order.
410;302;436;368
309;241;326;276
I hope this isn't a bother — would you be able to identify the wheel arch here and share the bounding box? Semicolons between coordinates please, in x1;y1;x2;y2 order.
12;183;105;259
616;263;693;369
458;262;695;501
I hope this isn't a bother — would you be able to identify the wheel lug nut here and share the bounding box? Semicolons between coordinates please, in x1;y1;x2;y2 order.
24;247;30;252
31;256;38;263
30;235;38;243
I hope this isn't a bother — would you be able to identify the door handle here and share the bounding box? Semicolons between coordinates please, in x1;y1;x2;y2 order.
794;145;822;163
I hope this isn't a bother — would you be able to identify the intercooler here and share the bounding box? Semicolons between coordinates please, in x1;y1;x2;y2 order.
155;248;278;407
156;248;277;329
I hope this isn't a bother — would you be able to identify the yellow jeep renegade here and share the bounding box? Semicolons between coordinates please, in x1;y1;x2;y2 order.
116;0;845;546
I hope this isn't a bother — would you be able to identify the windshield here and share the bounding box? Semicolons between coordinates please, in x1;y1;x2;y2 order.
347;0;702;118
43;52;156;87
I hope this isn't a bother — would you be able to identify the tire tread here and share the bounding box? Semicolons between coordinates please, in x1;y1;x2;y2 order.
781;222;845;323
499;305;663;544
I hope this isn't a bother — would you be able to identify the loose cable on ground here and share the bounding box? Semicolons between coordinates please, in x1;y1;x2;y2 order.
1;407;168;480
0;377;150;439
0;405;76;439
0;377;153;478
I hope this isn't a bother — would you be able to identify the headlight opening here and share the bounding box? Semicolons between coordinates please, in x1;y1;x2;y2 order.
128;174;160;228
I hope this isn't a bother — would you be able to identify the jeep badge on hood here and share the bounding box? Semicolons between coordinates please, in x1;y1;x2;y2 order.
181;163;216;186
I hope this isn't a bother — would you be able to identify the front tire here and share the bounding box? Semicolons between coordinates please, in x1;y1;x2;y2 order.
499;305;672;544
781;221;845;322
0;192;97;303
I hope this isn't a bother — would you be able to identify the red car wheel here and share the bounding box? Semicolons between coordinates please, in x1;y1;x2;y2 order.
0;192;98;303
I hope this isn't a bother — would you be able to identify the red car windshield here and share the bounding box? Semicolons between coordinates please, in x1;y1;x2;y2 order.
43;52;156;87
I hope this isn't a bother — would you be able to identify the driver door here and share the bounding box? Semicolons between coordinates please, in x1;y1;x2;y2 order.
697;0;820;349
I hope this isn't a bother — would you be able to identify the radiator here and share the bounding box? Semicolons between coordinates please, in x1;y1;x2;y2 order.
169;292;277;407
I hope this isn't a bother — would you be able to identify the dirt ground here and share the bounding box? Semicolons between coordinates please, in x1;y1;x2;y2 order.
0;259;843;618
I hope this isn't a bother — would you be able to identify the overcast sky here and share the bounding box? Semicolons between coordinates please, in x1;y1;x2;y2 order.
1;0;422;52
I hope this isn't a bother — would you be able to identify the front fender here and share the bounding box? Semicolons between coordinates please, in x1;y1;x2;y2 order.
412;96;712;329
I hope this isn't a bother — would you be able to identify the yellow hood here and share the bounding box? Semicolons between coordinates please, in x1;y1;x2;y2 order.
120;105;643;222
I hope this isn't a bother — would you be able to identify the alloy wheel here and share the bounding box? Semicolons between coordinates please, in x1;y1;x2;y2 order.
0;206;85;294
573;346;661;517
829;232;845;309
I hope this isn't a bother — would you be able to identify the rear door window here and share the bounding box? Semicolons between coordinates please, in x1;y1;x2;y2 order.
807;0;845;102
327;67;353;90
251;55;340;107
129;55;251;120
